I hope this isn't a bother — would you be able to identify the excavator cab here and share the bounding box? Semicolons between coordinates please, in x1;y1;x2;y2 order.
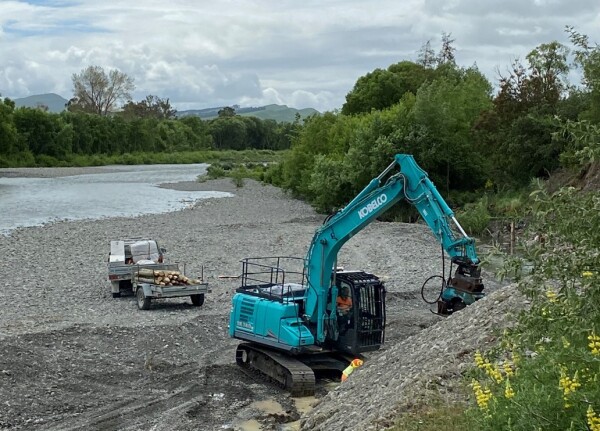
330;271;386;355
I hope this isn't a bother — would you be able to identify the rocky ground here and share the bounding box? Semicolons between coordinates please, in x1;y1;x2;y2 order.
0;170;512;431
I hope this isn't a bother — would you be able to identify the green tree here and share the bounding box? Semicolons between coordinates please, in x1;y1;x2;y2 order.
127;118;155;153
62;111;94;154
179;116;213;149
209;116;247;149
0;98;20;158
566;26;600;123
13;108;60;157
341;62;430;115
70;65;135;116
475;42;571;186
413;67;492;193
217;106;236;118
122;95;176;120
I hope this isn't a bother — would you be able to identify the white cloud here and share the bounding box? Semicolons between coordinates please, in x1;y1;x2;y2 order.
1;0;599;112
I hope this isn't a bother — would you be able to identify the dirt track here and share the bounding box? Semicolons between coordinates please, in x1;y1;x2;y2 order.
0;173;501;430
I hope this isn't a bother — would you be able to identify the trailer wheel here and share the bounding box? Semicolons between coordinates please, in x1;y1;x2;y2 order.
190;294;205;306
136;288;151;310
110;281;121;298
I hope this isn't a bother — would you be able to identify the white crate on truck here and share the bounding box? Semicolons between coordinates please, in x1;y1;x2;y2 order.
107;239;168;297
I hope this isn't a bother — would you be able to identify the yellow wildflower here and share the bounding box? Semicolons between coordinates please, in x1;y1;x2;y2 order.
502;361;514;377
471;380;493;411
559;367;581;408
561;336;571;349
512;351;521;366
474;351;485;369
588;332;600;355
481;361;503;384
504;379;515;399
474;351;503;383
545;289;558;303
587;405;600;431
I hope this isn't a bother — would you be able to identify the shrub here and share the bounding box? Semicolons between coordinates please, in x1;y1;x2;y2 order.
466;185;600;430
231;167;246;188
456;197;491;236
206;163;227;179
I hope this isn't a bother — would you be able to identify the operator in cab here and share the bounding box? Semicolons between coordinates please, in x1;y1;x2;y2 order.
336;286;353;315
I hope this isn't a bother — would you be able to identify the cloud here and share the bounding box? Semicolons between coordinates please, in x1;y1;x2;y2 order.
1;0;599;112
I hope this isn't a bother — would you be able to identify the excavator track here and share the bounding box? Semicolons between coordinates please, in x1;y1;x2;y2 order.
235;342;315;397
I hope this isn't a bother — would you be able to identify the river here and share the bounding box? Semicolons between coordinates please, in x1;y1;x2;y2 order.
0;164;233;234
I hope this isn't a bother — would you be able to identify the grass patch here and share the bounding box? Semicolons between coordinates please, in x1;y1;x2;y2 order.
390;397;473;431
2;149;286;168
198;160;274;186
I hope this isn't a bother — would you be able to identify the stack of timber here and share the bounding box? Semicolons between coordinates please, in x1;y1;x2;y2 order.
135;268;202;286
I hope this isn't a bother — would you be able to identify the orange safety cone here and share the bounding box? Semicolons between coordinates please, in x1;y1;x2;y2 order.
341;358;364;382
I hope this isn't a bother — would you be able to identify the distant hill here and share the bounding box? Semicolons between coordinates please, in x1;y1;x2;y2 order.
10;94;320;122
178;104;320;123
13;93;68;113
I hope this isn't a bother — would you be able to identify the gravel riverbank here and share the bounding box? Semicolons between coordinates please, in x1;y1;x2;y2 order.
0;169;511;431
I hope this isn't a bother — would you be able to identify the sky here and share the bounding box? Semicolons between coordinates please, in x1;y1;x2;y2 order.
0;0;599;113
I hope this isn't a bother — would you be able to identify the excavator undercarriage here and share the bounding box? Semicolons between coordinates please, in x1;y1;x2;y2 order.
235;342;355;397
236;343;316;397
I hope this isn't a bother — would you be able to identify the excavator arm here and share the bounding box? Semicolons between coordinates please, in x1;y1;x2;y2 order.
304;154;482;342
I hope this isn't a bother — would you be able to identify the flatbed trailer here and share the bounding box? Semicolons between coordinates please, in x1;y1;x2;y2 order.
108;239;210;309
132;263;210;310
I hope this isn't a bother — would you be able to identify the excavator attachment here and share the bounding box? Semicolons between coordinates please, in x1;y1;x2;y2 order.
437;258;484;314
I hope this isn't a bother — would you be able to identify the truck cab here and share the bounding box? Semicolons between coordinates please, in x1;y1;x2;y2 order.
107;239;166;298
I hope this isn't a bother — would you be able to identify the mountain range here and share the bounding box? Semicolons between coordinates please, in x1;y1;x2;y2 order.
11;93;319;123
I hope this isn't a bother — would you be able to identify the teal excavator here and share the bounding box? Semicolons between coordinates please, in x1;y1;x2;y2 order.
229;154;484;396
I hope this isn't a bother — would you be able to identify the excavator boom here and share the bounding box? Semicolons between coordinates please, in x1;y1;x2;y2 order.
229;154;484;395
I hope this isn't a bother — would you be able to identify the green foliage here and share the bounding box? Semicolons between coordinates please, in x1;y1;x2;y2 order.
390;396;475;431
230;166;246;188
0;102;292;166
566;26;600;123
490;194;527;218
342;61;431;115
467;184;600;431
474;40;573;188
121;95;176;120
455;197;491;236
0;100;20;156
412;66;492;192
276;64;492;215
199;159;272;185
206;163;227;179
559;119;600;167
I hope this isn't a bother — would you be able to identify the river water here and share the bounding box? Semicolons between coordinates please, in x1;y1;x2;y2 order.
0;164;233;235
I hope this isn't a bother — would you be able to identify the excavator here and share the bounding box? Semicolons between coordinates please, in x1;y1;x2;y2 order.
228;154;484;396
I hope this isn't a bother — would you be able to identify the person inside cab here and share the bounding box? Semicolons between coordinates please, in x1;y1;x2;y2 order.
336;285;353;315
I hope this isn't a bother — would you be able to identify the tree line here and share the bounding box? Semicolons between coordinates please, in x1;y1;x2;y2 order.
264;28;599;219
0;66;300;167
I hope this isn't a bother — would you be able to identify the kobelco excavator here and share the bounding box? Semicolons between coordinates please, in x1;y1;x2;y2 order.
229;154;484;396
